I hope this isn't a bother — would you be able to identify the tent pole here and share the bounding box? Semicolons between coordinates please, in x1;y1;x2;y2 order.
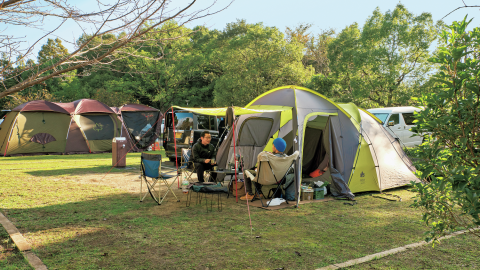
233;120;238;202
3;115;18;156
171;107;180;188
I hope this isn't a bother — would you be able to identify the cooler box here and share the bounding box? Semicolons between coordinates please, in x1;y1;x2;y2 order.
112;137;127;167
314;188;325;200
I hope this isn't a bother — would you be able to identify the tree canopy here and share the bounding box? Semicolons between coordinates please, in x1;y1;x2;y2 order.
327;4;440;108
0;3;449;112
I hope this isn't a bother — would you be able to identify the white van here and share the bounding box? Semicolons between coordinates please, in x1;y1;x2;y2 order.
367;106;423;147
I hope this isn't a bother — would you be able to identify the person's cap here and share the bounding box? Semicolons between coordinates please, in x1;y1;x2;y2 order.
273;138;287;152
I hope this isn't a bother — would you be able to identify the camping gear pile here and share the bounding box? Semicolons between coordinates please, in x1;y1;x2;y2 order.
0;100;162;156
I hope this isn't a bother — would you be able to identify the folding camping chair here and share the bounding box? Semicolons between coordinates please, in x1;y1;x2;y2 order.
246;151;299;207
179;148;195;182
140;152;179;205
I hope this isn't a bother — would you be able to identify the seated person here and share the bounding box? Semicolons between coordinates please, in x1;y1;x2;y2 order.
240;137;292;200
192;131;217;182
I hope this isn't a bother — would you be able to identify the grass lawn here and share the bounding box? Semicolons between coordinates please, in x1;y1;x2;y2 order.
0;151;478;270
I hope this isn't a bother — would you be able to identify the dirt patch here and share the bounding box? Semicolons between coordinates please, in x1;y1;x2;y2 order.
63;165;182;194
59;169;201;214
69;172;144;193
47;168;237;216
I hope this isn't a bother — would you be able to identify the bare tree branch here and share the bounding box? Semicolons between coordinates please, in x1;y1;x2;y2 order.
442;3;480;20
0;0;234;99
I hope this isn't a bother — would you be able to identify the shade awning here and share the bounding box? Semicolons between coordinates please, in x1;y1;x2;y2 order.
171;105;292;116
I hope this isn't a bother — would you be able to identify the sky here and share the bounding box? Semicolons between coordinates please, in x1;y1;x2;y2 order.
187;0;477;33
2;0;478;60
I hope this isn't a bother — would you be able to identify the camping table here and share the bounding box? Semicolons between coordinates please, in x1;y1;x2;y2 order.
205;169;238;185
205;169;244;199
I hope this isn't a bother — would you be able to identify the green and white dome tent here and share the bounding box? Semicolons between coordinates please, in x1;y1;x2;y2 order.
216;85;419;204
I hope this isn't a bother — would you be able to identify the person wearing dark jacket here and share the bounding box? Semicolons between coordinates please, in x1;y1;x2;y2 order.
192;131;217;182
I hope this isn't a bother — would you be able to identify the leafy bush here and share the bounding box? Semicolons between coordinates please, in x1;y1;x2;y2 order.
412;17;480;242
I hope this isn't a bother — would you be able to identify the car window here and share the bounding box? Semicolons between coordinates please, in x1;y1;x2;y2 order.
210;116;216;130
174;112;193;130
218;117;225;129
388;114;400;125
197;115;213;130
165;113;172;129
372;113;390;123
402;113;416;125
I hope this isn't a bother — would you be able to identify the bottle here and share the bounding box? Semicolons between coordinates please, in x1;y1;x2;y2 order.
182;178;189;194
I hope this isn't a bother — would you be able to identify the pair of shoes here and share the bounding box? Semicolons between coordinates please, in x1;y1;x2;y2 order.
240;193;254;200
240;193;263;201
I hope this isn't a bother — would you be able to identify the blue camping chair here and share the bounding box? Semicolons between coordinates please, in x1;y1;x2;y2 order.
140;153;178;205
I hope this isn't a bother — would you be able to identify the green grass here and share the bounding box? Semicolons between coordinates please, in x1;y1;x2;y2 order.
346;233;479;270
0;225;31;269
0;152;479;269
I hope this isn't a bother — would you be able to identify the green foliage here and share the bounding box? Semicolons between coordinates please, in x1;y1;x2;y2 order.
304;74;335;97
1;5;445;111
327;4;439;108
286;24;335;75
411;17;480;242
38;38;69;64
213;21;314;106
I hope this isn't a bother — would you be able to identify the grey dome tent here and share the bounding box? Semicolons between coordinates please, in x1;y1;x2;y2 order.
215;86;419;204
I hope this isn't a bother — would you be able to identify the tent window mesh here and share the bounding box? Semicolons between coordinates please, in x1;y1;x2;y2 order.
79;115;115;140
123;111;160;147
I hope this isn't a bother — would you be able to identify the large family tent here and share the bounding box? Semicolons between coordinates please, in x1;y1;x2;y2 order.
57;99;122;153
216;86;419;203
0;100;71;156
0;99;162;156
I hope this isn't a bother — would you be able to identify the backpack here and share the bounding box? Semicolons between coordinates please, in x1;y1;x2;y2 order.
229;180;246;197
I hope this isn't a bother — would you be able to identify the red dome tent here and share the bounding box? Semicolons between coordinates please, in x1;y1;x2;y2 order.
0;99;161;156
0;101;71;156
